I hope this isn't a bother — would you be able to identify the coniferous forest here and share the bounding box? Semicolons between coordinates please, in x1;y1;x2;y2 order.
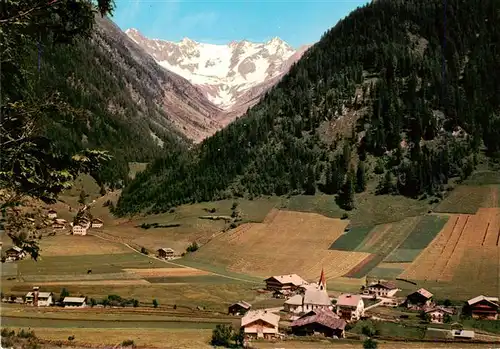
116;0;500;215
2;13;188;190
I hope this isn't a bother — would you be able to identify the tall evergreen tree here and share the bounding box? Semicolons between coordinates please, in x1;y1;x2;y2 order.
356;161;367;193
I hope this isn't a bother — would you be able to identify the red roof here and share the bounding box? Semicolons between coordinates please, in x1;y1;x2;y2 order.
318;268;326;289
292;308;346;330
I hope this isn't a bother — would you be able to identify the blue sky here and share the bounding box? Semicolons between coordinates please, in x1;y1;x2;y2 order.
112;0;369;48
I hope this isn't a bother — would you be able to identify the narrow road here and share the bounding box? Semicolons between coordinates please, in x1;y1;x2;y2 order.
90;233;260;284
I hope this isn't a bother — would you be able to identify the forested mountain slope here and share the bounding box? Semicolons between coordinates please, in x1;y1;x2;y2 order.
19;16;222;188
116;0;500;215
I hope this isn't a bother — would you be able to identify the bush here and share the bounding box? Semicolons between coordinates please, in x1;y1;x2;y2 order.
186;241;199;253
152;299;158;308
361;324;377;337
140;247;148;255
68;335;75;341
122;339;135;347
211;324;233;347
363;338;378;349
231;202;238;210
341;213;349;220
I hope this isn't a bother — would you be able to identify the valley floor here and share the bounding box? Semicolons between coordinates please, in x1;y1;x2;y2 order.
3;170;500;348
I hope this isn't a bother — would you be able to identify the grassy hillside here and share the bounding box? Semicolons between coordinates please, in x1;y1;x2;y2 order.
116;0;500;216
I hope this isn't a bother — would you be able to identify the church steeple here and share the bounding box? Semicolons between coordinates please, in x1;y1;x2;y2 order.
318;268;326;291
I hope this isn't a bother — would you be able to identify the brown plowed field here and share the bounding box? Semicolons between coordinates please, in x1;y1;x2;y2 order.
189;209;369;280
402;208;500;286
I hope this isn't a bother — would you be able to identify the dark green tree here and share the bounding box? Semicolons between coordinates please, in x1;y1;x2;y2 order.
356;161;367;193
210;324;233;347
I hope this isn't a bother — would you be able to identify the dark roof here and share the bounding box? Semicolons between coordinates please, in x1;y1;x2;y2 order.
229;301;251;309
291;308;345;330
370;281;397;290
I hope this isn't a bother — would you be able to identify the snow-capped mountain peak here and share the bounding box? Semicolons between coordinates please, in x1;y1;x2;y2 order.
125;29;308;110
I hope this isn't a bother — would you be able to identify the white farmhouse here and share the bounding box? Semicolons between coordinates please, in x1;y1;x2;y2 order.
365;280;399;298
25;287;53;307
336;294;365;321
63;297;87;308
47;209;57;219
72;224;87;236
91;218;103;229
241;310;280;340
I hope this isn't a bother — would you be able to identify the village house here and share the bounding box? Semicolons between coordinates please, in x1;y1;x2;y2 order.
241;310;280;340
336;294;364;321
91;218;104;229
264;274;307;292
365;280;399;298
467;295;499;320
77;217;91;229
5;246;26;261
284;269;332;314
52;220;66;230
25;287;53;307
405;288;434;310
157;248;175;259
228;301;252;315
291;308;346;339
72;224;87;236
62;296;87;308
47;209;57;219
425;307;454;323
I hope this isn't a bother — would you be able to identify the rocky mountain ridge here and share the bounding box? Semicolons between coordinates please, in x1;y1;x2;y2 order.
125;28;311;116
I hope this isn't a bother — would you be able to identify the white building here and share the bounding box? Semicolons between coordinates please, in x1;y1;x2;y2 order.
425;307;454;323
72;224;87;235
47;210;57;219
336;294;365;321
365;280;399;298
25;287;53;307
63;297;87;308
241;310;280;340
91;218;103;229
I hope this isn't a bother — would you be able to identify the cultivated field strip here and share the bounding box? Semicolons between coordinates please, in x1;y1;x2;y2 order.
401;214;461;281
403;208;500;285
189;209;367;279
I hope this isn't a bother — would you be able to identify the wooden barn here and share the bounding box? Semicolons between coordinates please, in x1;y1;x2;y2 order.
228;301;251;315
264;274;307;291
5;246;25;261
291;308;346;338
157;248;175;259
405;288;434;310
467;295;499;320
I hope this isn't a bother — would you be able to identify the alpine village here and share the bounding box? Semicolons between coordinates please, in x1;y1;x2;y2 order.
2;0;500;348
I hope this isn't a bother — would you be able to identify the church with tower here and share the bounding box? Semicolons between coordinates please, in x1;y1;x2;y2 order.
283;269;333;314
